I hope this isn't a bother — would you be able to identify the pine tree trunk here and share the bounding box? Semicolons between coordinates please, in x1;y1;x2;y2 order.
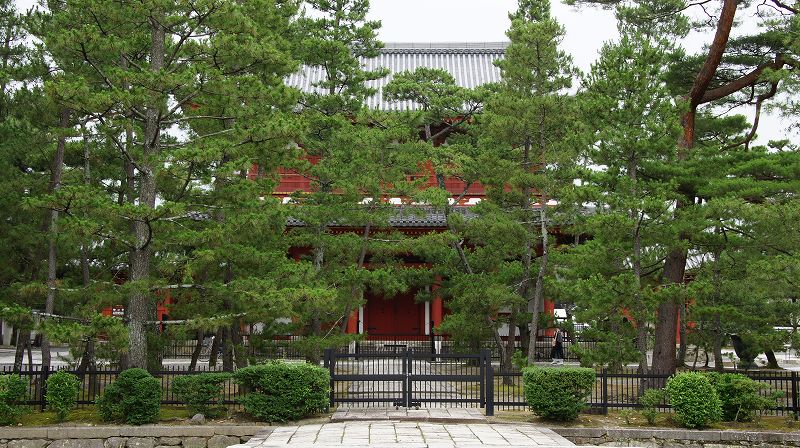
526;204;548;363
188;330;203;372
209;328;222;368
41;109;70;370
678;301;688;366
128;13;165;370
13;328;29;372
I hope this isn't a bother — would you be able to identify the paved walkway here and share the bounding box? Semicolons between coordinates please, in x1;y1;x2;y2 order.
331;407;486;422
233;421;576;447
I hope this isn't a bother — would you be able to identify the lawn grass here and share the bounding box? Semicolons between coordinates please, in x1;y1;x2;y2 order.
15;406;193;426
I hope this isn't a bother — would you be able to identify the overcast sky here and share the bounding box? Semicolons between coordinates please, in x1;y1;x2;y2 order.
13;0;794;145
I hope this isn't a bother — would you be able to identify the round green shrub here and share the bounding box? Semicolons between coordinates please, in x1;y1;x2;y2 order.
172;372;231;418
638;388;664;425
706;372;774;422
0;374;29;425
46;371;80;421
97;368;161;425
233;361;329;422
522;366;595;421
666;372;722;428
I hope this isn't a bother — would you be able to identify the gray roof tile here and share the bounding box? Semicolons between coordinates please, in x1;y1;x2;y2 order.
286;42;508;111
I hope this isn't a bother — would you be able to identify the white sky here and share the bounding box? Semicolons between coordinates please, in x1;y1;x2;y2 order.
13;0;795;145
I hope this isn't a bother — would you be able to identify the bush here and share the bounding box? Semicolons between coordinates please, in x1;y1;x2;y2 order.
666;372;722;428
172;373;231;418
0;374;28;425
233;361;329;422
639;388;664;425
706;372;776;422
46;371;80;421
97;368;161;425
522;366;595;421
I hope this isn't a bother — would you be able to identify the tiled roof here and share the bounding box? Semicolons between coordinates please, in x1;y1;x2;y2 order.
286;42;508;111
286;205;481;228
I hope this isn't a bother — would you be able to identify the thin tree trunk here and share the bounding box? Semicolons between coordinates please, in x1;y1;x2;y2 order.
13;329;29;372
128;13;165;370
209;328;222;368
341;221;371;334
188;330;203;372
41;109;71;371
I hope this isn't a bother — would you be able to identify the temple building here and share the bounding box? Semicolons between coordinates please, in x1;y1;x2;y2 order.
262;42;562;340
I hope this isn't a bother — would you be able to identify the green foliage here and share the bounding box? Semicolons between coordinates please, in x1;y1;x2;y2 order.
512;350;529;370
0;374;28;425
97;369;161;425
706;372;778;422
45;371;80;422
522;366;595;421
639;388;664;425
666;372;722;428
171;373;231;418
233;361;329;422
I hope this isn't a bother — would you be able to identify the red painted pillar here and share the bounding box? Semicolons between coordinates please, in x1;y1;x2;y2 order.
346;310;359;334
544;299;555;337
247;163;259;180
431;278;443;332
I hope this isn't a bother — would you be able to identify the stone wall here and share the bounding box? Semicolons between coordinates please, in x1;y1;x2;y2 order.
0;426;270;448
552;427;800;448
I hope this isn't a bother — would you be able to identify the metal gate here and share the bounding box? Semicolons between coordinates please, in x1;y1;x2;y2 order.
323;348;494;415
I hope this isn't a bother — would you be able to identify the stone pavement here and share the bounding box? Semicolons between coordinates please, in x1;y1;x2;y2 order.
230;421;576;447
331;407;486;423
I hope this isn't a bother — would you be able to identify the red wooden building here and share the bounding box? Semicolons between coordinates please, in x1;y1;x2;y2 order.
270;42;558;339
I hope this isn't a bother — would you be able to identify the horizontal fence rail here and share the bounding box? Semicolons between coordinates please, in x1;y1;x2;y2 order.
4;359;797;418
492;368;800;417
0;365;242;411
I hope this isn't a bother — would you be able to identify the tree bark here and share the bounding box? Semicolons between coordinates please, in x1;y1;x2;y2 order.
13;329;29;372
127;13;165;370
188;330;203;372
41;108;70;371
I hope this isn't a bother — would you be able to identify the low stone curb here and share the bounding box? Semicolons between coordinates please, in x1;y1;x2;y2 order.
0;426;272;448
551;427;800;446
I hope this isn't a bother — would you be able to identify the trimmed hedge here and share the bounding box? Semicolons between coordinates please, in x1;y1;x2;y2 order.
522;366;595;421
46;371;80;421
172;372;231;417
233;361;329;422
97;368;161;425
666;372;722;428
706;372;775;422
0;374;28;425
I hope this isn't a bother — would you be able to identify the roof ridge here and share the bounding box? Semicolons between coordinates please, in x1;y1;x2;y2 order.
381;42;509;54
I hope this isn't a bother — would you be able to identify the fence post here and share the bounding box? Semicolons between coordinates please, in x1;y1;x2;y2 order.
403;349;410;408
792;371;798;420
601;368;608;415
480;349;491;409
323;349;334;409
40;365;50;411
430;321;436;355
486;363;494;417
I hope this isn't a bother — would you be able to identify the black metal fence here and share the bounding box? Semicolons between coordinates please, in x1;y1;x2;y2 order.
492;368;800;417
0;365;243;411
7;357;795;418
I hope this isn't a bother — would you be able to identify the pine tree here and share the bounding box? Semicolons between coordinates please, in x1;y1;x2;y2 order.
484;0;578;367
